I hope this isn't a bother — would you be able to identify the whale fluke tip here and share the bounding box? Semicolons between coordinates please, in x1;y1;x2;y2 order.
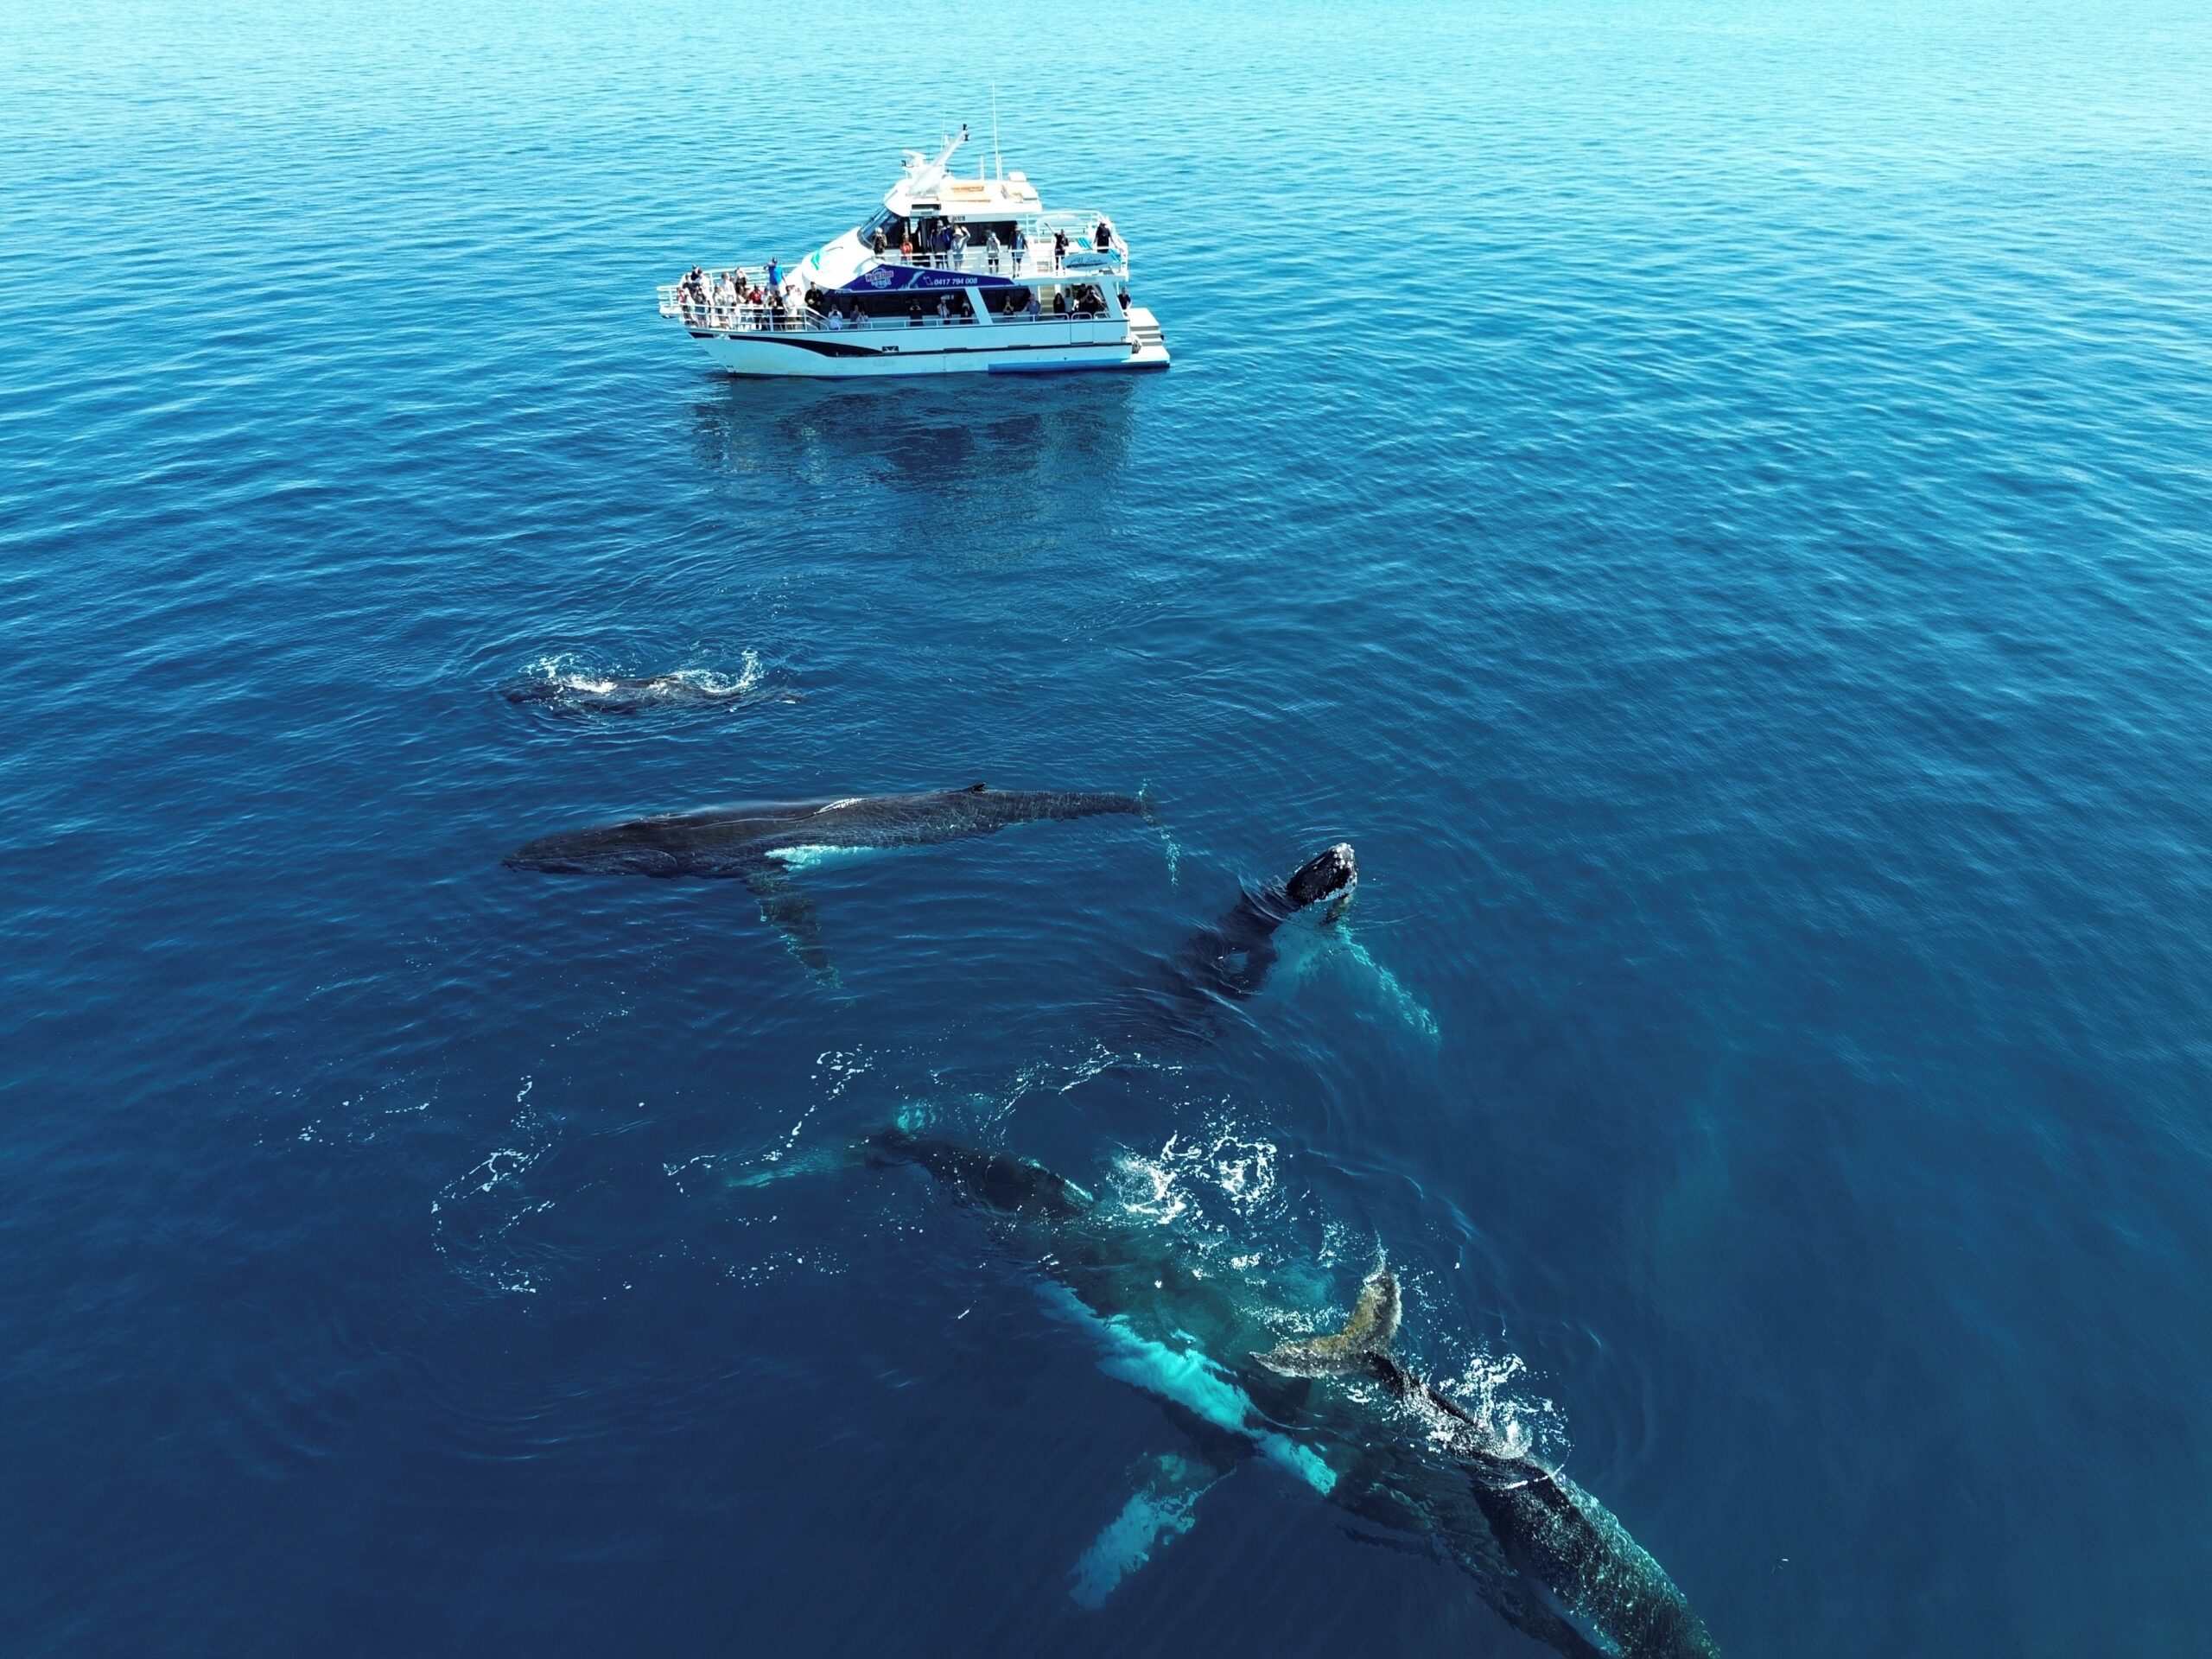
1256;1264;1402;1378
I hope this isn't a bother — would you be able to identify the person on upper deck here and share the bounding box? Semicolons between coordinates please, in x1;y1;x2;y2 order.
1052;228;1069;266
870;224;887;256
984;229;1002;271
1011;226;1027;269
899;231;914;259
1094;219;1114;251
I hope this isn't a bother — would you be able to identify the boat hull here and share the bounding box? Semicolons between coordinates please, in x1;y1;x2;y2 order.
687;313;1168;378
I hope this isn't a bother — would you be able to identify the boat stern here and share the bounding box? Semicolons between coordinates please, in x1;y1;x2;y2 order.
1125;306;1170;369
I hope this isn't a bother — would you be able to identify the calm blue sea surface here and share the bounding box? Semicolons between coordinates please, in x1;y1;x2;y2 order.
5;2;2212;1652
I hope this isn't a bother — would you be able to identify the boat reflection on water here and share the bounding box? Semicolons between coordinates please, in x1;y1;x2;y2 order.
684;374;1141;523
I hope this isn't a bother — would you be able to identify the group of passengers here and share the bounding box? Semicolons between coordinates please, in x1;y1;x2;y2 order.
675;263;793;326
872;216;1011;270
810;283;1115;330
862;215;1120;274
682;263;1122;334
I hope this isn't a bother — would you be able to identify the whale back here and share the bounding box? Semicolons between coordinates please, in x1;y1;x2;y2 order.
505;799;831;875
507;785;1149;876
866;1126;1095;1220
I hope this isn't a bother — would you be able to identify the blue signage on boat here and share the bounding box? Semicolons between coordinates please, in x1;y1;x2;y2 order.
839;263;1018;294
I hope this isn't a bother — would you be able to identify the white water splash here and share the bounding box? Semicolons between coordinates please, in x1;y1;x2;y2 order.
1109;1124;1282;1233
430;1078;558;1294
515;649;770;705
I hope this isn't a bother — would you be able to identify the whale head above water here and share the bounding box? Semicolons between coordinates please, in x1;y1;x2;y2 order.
1121;842;1364;1035
1283;842;1357;911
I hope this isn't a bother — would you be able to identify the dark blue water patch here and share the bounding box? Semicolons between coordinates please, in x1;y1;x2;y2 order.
5;2;2212;1653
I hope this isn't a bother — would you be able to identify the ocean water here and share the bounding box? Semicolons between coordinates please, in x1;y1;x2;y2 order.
4;1;2211;1651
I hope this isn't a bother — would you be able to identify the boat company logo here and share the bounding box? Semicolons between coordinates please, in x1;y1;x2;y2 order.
864;267;893;289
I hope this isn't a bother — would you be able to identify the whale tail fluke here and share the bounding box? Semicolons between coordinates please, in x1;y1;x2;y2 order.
1256;1263;1402;1378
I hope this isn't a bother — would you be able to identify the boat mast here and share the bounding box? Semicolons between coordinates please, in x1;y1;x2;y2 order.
991;84;1003;181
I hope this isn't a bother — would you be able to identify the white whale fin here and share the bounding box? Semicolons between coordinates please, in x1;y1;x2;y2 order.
1278;921;1440;1041
1256;1264;1402;1378
740;861;836;983
1068;1449;1232;1609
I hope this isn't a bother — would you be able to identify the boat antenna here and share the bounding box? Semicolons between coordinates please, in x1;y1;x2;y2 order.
991;82;1003;181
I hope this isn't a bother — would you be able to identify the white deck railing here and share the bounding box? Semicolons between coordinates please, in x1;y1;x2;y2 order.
876;241;1127;281
663;239;1125;313
656;289;1123;334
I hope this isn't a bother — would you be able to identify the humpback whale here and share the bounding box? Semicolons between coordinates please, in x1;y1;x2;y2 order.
507;785;1154;978
1125;843;1357;1036
501;661;789;715
855;1128;1719;1657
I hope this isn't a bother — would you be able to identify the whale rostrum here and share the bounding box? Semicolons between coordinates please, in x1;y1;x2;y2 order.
506;784;1155;978
853;1128;1721;1657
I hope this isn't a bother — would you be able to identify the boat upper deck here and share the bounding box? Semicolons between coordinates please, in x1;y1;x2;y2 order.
658;126;1160;362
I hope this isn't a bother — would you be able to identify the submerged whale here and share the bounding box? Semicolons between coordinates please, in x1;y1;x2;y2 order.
1126;843;1357;1035
853;1128;1719;1657
501;662;789;716
507;785;1154;978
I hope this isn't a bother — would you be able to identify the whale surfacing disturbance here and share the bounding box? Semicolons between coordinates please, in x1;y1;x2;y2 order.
501;661;786;715
855;1129;1721;1659
506;784;1154;978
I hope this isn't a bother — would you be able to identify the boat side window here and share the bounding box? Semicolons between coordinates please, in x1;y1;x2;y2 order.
845;290;913;323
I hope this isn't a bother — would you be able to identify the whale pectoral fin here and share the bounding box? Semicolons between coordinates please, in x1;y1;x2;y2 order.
740;861;835;982
1068;1449;1234;1610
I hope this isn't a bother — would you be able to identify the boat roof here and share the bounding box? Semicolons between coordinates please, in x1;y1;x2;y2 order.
884;130;1043;217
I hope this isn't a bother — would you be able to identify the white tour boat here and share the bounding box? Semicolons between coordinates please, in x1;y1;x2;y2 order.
658;128;1168;378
